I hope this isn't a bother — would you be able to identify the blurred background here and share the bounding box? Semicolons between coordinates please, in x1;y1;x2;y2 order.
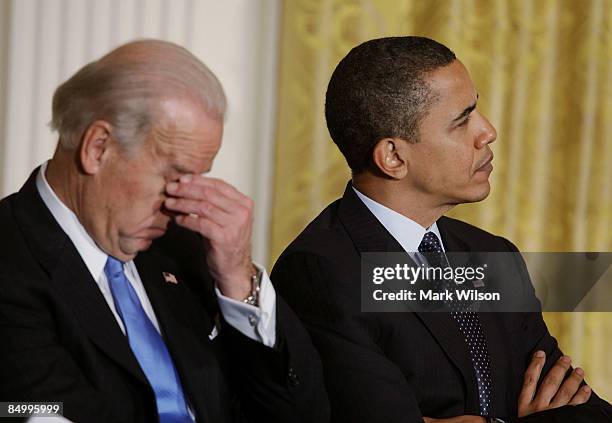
0;0;610;398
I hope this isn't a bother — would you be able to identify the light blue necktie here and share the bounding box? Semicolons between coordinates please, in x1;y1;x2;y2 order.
104;257;192;423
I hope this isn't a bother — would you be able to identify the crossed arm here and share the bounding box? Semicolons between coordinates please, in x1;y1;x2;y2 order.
424;350;592;422
271;251;610;423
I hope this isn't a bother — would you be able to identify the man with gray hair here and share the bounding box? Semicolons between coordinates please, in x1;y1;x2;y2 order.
0;40;328;422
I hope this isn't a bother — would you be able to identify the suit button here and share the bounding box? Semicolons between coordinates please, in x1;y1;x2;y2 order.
288;367;300;387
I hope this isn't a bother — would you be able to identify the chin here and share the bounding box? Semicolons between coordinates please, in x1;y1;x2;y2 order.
118;238;153;260
452;184;491;204
469;186;491;203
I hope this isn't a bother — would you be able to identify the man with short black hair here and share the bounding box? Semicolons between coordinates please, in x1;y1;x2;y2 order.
325;36;455;175
272;36;612;422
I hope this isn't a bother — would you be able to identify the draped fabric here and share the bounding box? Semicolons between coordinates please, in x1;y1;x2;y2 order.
271;0;612;398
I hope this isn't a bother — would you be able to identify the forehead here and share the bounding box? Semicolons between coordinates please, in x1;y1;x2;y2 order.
423;60;477;117
149;98;223;173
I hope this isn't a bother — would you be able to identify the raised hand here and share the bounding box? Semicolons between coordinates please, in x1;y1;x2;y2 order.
165;174;255;300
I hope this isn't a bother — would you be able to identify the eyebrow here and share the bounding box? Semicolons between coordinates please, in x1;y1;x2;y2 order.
452;94;479;123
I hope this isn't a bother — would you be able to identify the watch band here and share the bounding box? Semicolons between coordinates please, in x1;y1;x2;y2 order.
242;266;261;306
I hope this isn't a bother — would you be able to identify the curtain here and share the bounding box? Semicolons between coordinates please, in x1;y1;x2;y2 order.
271;0;612;399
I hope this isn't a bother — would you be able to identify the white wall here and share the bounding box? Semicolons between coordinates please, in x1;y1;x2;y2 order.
0;0;280;263
0;0;9;175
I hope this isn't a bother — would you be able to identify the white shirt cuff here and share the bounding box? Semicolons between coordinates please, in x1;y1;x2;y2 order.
214;263;277;348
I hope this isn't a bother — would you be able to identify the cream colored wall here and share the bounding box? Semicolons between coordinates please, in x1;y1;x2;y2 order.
0;0;280;264
0;0;11;191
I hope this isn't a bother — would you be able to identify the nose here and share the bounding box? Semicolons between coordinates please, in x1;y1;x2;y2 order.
475;112;497;149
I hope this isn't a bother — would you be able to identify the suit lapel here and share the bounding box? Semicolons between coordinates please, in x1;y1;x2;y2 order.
338;183;480;411
437;216;473;268
13;170;149;386
337;183;405;254
52;247;150;386
437;216;470;252
135;251;221;423
438;216;508;413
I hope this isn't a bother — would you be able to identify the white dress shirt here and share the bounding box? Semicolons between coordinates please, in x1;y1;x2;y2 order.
352;186;446;257
36;162;276;347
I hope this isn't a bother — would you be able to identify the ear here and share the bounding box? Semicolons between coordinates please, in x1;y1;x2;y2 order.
78;120;113;175
371;138;408;179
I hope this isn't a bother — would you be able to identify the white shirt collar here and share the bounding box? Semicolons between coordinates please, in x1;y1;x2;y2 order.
352;185;444;252
36;161;108;281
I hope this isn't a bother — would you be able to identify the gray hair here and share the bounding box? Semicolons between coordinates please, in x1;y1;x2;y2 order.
51;39;226;150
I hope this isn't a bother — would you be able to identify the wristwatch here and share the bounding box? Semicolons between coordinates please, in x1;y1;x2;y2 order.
242;266;262;306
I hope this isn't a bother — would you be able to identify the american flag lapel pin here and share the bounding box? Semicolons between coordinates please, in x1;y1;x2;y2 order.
472;278;485;288
162;272;178;284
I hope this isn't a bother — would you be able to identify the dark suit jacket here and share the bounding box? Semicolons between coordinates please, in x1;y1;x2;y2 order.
271;183;612;423
0;170;329;423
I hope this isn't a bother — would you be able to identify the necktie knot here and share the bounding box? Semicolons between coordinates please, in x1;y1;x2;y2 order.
104;256;125;279
418;231;443;254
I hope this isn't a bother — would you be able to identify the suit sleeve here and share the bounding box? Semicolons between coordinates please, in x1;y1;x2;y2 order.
218;295;330;423
159;224;330;423
500;238;612;423
272;252;426;423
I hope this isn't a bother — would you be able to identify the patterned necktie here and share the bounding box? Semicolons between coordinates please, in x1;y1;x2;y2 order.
418;232;493;416
104;257;193;423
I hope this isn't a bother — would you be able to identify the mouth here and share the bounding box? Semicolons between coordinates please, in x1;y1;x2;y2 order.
475;154;494;173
